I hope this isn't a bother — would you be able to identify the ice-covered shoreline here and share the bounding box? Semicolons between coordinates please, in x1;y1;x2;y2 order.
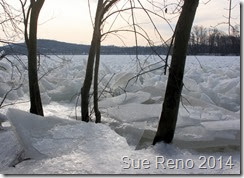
0;108;240;174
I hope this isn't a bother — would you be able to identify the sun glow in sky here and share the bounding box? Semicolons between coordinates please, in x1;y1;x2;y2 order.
2;0;241;46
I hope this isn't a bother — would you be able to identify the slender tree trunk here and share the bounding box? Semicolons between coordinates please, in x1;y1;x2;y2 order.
153;0;199;144
81;34;97;122
94;44;101;123
94;32;101;123
81;0;103;122
81;0;118;122
28;0;45;116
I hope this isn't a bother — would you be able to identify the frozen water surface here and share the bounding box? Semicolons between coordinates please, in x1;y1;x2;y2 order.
0;55;240;174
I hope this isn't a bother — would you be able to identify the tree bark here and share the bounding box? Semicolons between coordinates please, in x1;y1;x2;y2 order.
81;0;103;122
28;0;45;116
94;32;101;123
81;33;98;122
153;0;199;145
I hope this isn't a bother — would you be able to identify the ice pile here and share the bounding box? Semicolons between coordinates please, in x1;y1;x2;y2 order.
0;109;240;174
0;55;240;113
0;55;240;174
183;58;240;112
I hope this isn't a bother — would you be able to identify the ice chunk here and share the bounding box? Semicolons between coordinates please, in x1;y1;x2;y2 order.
217;93;240;112
99;91;151;108
105;103;161;122
214;78;239;94
184;77;199;91
0;61;11;72
41;92;51;104
101;62;115;74
200;93;215;105
0;130;22;168
176;114;201;128
142;75;161;87
140;86;163;97
47;81;80;102
0;113;7;129
175;125;210;141
136;129;156;150
40;78;55;91
7;109;48;160
185;68;204;84
201;120;240;131
199;84;220;105
111;72;142;93
114;124;145;148
6;109;77;160
0;113;7;123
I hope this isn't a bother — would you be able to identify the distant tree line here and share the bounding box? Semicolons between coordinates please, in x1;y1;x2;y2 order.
1;31;240;56
188;25;240;56
0;39;167;55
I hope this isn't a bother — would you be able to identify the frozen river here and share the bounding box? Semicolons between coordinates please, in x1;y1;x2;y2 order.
0;55;240;174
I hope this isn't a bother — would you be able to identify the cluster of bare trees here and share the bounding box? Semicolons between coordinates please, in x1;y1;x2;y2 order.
1;0;239;144
82;0;199;144
189;25;240;55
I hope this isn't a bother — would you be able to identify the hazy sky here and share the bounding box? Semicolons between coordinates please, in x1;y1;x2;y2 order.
5;0;242;46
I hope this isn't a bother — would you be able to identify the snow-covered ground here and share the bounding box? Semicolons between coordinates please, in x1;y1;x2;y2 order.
0;55;240;174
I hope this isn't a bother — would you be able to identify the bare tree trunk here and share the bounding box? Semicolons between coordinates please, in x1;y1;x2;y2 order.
94;32;101;123
27;0;45;116
81;0;103;122
153;0;199;145
81;34;97;122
